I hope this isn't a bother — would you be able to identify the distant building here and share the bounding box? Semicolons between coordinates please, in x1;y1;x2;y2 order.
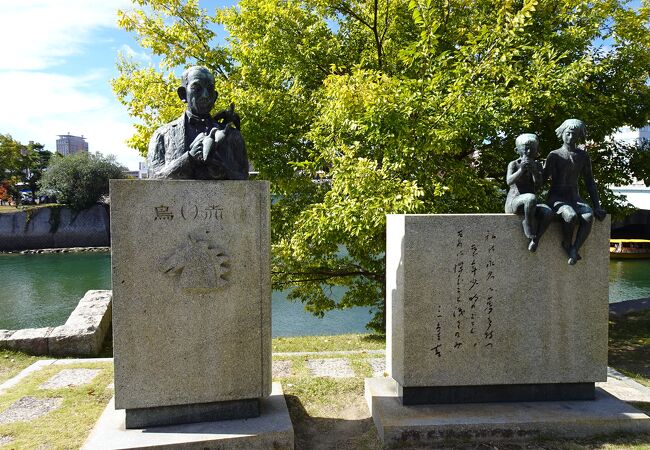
138;161;149;179
613;124;650;145
56;133;88;156
610;125;650;211
611;124;650;238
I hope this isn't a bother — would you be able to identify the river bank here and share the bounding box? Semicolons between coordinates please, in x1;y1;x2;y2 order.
0;247;109;255
0;205;109;251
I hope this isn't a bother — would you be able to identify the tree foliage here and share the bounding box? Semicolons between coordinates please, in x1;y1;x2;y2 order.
114;0;650;332
24;144;52;198
38;153;126;210
0;134;50;205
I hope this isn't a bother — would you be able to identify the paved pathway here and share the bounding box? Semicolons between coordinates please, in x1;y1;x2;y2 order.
39;368;101;390
0;397;63;425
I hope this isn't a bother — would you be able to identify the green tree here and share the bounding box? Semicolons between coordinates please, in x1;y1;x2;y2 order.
114;0;650;332
38;152;126;210
0;134;26;204
23;142;52;198
0;134;49;205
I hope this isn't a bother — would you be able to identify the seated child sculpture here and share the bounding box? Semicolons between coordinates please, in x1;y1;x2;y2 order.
505;133;553;252
544;119;606;265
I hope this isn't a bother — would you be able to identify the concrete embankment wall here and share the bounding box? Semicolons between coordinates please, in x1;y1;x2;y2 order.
0;290;112;357
0;205;110;251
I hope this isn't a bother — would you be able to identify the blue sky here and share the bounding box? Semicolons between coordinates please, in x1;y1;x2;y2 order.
0;0;231;170
0;1;644;170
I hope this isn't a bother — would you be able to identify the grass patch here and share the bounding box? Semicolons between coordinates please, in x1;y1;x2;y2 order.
0;203;62;214
272;333;385;353
283;376;381;450
279;370;650;449
0;318;647;449
609;310;650;387
0;351;46;385
0;362;113;449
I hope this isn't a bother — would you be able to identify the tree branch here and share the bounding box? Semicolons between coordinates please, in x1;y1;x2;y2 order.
272;267;383;283
159;3;229;80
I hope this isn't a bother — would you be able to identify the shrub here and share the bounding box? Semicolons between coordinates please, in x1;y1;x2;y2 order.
38;153;125;210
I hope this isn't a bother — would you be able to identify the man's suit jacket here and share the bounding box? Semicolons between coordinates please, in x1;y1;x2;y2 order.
147;114;249;180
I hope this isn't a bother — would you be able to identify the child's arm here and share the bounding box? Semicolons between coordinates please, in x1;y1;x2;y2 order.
506;160;523;186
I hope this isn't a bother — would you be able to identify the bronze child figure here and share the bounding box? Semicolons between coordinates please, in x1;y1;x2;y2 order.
505;133;553;252
544;119;606;265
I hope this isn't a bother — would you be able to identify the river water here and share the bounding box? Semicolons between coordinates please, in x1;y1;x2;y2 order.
0;252;647;335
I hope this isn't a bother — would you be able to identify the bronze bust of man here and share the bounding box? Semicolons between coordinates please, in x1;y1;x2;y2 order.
147;66;249;180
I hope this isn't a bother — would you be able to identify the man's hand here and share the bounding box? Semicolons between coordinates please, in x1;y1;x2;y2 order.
189;133;205;162
594;207;606;221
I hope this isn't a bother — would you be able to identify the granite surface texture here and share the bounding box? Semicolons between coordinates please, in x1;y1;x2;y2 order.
48;290;112;356
365;377;650;448
110;180;271;411
387;214;609;388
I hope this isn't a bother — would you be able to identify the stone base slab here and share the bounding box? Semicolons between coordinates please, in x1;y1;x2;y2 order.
125;398;260;428
366;377;650;448
399;382;595;404
82;383;293;449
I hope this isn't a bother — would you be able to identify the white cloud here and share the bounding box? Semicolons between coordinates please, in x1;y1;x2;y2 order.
119;44;152;64
0;1;145;170
0;70;143;170
0;0;133;70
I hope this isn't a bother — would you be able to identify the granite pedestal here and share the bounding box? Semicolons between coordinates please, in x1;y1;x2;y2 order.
110;180;272;428
364;214;636;446
365;377;650;447
83;383;294;450
385;214;609;404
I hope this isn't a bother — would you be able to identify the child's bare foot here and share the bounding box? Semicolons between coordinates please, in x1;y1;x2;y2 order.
568;246;578;265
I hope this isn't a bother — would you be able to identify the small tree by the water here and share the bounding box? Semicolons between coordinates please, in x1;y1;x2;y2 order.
38;152;126;210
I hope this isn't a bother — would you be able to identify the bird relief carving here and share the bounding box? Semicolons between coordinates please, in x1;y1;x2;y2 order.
158;232;230;292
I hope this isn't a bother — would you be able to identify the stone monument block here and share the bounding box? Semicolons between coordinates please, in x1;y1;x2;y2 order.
110;180;271;427
386;214;609;404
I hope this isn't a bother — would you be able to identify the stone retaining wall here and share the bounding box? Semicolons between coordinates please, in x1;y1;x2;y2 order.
0;205;110;251
0;290;112;356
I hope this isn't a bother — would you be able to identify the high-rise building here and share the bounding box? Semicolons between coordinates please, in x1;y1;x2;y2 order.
56;133;88;156
138;161;149;179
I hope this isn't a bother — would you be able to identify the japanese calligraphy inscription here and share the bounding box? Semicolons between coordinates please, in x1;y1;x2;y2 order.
387;214;608;394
